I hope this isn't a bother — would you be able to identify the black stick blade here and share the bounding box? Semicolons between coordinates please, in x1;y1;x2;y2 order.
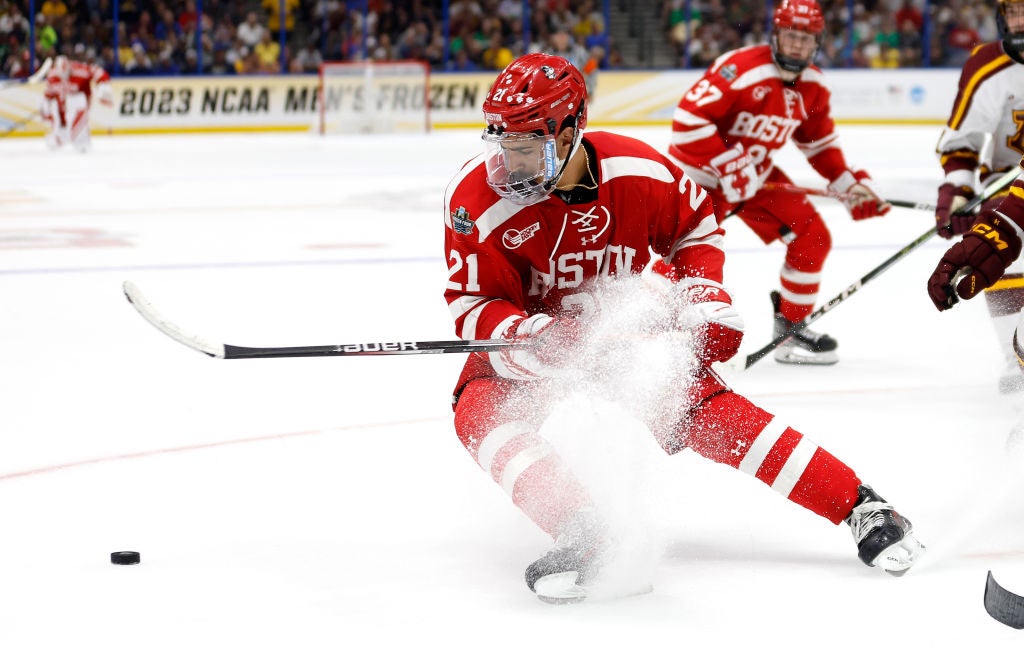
984;571;1024;629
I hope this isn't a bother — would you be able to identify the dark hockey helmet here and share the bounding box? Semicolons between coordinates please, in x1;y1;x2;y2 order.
998;0;1024;54
771;0;825;74
480;53;588;205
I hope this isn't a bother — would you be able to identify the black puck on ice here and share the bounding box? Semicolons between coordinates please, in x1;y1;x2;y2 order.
110;551;141;565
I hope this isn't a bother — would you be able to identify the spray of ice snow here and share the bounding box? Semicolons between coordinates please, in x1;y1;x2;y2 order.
515;274;709;597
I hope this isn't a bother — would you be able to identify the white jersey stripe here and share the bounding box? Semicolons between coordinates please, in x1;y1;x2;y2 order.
600;156;675;184
476;420;534;475
778;287;819;305
444;154;485;228
673;107;712;126
449;295;488;321
771;436;818;498
501;443;554;495
780;263;822;285
671;125;718;145
738;416;789;476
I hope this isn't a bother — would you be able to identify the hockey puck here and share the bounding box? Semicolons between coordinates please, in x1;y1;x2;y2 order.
110;551;141;565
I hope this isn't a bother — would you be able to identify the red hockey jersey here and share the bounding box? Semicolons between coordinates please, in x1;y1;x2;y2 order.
444;131;723;343
668;44;851;191
43;60;110;107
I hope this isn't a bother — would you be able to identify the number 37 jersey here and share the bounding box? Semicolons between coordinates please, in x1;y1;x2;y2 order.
443;131;723;342
668;44;849;189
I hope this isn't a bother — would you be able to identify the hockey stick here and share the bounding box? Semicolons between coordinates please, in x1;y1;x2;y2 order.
728;167;1023;371
0;110;41;138
761;181;936;212
985;571;1024;629
0;57;53;90
122;281;522;359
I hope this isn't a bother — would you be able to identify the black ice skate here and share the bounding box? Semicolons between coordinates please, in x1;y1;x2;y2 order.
524;513;652;604
525;542;599;604
845;485;923;575
771;291;838;365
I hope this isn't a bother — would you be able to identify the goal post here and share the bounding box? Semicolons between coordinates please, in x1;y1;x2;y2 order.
318;60;431;134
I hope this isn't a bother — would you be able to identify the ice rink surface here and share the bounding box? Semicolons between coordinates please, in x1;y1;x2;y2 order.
2;124;1024;661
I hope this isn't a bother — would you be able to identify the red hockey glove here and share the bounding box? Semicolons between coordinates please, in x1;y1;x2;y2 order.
927;212;1023;311
829;169;892;221
492;314;583;380
676;279;745;364
934;182;977;239
710;146;759;204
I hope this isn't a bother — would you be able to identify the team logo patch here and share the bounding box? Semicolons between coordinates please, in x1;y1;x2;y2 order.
502;221;541;249
719;64;737;81
451;206;475;235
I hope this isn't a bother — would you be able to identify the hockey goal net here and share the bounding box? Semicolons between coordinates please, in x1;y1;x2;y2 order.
318;60;430;134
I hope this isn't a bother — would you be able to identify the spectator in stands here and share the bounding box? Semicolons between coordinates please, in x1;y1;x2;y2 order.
481;28;513;70
897;16;923;65
262;0;298;41
236;11;264;49
124;42;152;74
547;28;587;73
254;29;280;73
447;47;479;71
40;0;68;23
946;8;982;67
894;0;923;32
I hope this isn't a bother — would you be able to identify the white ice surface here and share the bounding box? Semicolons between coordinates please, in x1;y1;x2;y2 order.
1;125;1023;662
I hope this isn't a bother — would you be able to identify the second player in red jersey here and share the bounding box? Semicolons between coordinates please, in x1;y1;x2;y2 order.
667;0;890;365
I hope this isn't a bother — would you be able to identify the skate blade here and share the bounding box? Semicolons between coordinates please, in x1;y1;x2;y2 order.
774;347;838;366
533;572;653;604
873;535;925;575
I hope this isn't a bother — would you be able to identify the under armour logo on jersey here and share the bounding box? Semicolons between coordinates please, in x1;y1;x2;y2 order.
569;206;611;245
782;88;804;119
502;221;541;249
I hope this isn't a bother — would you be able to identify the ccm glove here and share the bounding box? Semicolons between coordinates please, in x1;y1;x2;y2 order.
491;314;583;380
927;212;1023;311
676;278;745;364
934;182;977;239
710;146;759;204
828;169;892;221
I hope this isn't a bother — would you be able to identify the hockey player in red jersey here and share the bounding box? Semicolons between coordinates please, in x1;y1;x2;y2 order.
445;53;922;603
931;0;1024;392
40;55;113;152
667;0;890;365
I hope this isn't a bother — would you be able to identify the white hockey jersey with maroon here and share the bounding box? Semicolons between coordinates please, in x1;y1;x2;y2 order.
43;60;110;109
668;44;853;190
444;131;723;355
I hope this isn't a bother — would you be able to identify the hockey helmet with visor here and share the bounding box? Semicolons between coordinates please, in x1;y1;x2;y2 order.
481;53;588;205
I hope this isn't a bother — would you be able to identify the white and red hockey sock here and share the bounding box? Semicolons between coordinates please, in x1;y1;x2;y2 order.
683;390;860;524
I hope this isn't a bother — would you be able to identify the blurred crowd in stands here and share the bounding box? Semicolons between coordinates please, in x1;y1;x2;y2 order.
0;0;1004;79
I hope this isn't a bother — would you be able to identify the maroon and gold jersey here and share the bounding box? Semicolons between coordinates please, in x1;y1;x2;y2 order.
667;44;851;191
937;42;1024;186
444;131;722;344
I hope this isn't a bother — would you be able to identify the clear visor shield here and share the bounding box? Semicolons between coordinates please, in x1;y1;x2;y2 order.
482;132;559;205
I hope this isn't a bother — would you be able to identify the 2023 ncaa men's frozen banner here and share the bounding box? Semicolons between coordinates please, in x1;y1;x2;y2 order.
0;69;958;136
